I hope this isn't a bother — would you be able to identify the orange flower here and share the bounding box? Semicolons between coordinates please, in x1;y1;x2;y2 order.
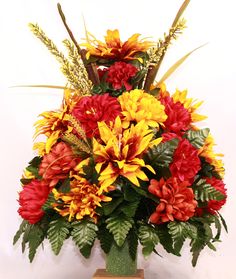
83;29;153;62
39;142;77;188
93;117;161;193
148;177;197;224
52;177;111;222
34;89;83;153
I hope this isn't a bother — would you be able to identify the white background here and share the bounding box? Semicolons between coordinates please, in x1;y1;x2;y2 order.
0;0;236;278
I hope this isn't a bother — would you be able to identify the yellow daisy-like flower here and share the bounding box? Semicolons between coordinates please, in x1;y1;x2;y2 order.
199;134;225;178
52;177;111;222
118;89;167;129
93;117;162;194
83;29;153;62
172;89;207;123
34;89;82;153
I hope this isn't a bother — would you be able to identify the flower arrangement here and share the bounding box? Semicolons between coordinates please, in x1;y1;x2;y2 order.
14;0;227;271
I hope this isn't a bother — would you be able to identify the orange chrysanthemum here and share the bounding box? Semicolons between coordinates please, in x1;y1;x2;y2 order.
83;29;153;62
52;177;111;222
148;177;197;224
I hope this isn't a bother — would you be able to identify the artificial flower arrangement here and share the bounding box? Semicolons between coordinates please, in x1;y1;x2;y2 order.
14;0;227;274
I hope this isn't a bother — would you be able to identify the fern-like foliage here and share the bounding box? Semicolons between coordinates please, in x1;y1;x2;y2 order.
71;220;98;258
13;220;29;245
145;138;179;168
138;223;159;258
97;224;114;254
185;128;210;149
127;229;138;261
47;219;71;255
167;221;197;255
194;179;225;202
27;225;44;262
106;215;134;247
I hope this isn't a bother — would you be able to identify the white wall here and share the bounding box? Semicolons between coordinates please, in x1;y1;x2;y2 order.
1;0;236;278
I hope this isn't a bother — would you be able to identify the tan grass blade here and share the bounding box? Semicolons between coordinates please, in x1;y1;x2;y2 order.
157;44;207;86
10;85;68;90
172;0;191;28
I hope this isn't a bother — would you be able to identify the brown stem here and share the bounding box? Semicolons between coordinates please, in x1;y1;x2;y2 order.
143;65;157;92
57;3;99;85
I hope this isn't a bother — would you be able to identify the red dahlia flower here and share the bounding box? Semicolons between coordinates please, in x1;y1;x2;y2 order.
39;142;77;188
72;93;121;137
160;95;191;133
148;177;197;224
197;177;227;215
170;139;201;182
106;62;137;91
18;180;49;224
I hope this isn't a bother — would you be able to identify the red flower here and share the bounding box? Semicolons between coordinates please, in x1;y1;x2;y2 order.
106;62;137;91
72;93;121;137
161;132;181;142
148;177;197;224
160;96;191;133
170;139;201;182
39;142;77;188
197;177;227;215
97;67;108;81
18;180;49;224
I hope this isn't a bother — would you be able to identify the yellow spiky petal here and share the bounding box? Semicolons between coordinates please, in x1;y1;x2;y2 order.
93;117;161;193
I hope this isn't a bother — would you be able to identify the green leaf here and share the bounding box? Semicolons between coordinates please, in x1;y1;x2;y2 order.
185;128;210;149
157;225;176;255
213;215;222;241
28;225;44;262
121;201;140;218
145;138;179;167
191;249;201;267
20;178;33;185
13;220;29;245
203;223;213;241
59;178;71;193
106;215;134;247
26;165;41;179
103;197;123;216
29;156;42;167
138;224;159;258
127;229;138;261
71;221;98;258
25;156;42;179
123;183;140;201
190;220;211;266
97;225;113;254
42;193;55;211
47;219;70;255
194;179;225;202
218;212;228;233
207;242;217;251
22;223;33;253
167;222;189;255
